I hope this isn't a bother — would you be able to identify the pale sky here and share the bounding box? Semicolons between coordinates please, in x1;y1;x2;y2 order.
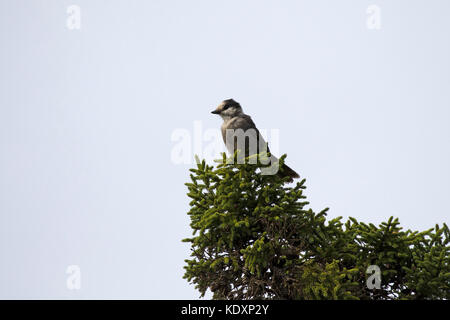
0;0;449;299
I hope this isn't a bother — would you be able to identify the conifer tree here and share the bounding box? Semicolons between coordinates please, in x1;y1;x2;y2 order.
183;153;450;300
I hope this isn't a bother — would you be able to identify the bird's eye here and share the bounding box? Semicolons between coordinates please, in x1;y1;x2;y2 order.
223;105;229;110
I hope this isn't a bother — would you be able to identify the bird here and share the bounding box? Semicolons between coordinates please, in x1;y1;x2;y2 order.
211;99;299;182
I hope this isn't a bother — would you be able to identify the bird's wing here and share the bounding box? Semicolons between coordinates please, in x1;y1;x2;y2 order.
223;115;270;156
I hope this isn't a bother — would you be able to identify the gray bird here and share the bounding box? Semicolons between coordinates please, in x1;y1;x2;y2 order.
211;99;299;182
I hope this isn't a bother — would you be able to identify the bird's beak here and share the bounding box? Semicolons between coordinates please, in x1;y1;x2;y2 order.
211;109;220;114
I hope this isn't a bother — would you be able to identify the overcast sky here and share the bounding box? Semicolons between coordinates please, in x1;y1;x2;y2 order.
0;0;449;299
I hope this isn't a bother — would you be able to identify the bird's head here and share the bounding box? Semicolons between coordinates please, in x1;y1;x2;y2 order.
211;99;243;120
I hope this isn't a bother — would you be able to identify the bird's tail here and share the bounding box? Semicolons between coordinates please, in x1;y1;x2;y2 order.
278;163;300;183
